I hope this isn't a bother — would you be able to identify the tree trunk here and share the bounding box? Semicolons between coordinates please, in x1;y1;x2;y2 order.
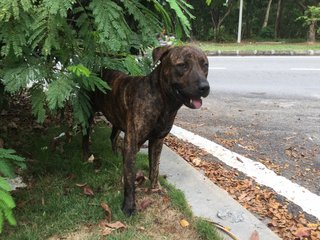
307;20;316;43
274;0;284;38
245;0;253;38
210;3;234;41
262;0;273;28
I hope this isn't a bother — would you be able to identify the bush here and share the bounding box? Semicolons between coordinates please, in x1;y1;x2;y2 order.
0;0;193;133
0;148;26;233
259;26;274;39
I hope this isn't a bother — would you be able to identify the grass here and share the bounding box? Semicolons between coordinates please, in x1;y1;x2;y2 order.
1;123;221;240
194;41;320;52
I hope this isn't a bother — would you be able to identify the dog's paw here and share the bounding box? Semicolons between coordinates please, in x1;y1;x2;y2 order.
122;203;136;216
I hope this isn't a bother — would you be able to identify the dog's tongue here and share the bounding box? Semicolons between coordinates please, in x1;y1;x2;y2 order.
191;99;202;109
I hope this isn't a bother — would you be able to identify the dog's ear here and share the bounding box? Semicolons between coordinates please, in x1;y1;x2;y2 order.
152;45;172;64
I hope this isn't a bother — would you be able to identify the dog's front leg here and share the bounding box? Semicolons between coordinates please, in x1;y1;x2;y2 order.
148;137;164;189
122;134;138;216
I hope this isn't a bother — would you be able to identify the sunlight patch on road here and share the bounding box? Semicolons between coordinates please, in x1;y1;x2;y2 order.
171;125;320;220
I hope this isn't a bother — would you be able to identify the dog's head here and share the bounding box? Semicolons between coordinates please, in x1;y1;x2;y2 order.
153;45;210;109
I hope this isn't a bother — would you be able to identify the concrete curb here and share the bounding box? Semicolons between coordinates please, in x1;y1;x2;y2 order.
205;50;320;56
158;145;281;240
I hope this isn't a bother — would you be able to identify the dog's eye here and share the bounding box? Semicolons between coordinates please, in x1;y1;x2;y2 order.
203;63;209;69
176;62;188;69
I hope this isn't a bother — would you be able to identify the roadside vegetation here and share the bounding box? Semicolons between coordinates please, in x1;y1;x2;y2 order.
190;1;320;43
196;41;320;52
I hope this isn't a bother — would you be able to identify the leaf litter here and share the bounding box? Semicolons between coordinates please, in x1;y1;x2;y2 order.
165;134;320;240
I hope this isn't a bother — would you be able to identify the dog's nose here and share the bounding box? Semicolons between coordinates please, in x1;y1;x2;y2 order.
198;81;210;97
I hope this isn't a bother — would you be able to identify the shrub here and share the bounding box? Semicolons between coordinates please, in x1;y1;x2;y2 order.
0;148;26;233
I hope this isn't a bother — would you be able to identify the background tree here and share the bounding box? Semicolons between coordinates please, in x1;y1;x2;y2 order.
189;0;237;41
296;0;320;43
262;0;273;28
189;0;318;42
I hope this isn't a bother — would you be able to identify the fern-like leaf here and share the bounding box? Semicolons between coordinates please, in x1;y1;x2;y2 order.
0;210;3;233
0;148;26;178
67;64;91;77
166;0;193;37
31;88;47;123
0;199;16;227
123;0;162;47
68;64;110;92
71;90;92;133
90;0;131;52
123;55;144;76
0;178;11;192
43;0;74;17
2;65;40;93
0;190;15;209
46;73;75;110
0;161;13;178
29;6;65;56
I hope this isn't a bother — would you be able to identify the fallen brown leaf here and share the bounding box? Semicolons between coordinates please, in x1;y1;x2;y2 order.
101;202;112;222
83;185;94;196
191;157;202;166
295;227;312;238
180;219;189;228
139;198;153;211
65;173;76;180
106;221;126;230
75;183;87;187
249;230;260;240
100;226;113;236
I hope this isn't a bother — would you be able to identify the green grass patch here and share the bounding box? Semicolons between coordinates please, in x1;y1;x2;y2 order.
1;124;222;240
195;41;320;52
160;179;193;219
195;219;220;240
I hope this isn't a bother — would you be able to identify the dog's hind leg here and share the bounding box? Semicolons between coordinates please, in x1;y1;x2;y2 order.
122;133;139;216
110;127;121;153
148;137;164;189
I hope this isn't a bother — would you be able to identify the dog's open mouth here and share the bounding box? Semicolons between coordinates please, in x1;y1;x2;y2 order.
175;88;203;109
189;98;202;109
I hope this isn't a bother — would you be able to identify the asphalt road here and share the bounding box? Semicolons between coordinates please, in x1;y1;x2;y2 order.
175;56;320;199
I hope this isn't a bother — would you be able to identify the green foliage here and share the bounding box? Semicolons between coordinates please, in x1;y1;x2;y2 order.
31;88;46;123
0;148;26;233
260;26;274;39
0;149;26;177
2;65;41;93
166;0;194;38
297;5;320;33
0;0;193;132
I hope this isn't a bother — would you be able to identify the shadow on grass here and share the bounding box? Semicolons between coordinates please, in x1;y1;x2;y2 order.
3;124;221;240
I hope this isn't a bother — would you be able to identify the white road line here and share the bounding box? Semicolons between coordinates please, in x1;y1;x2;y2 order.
171;125;320;220
209;67;226;70
291;68;320;71
208;56;320;59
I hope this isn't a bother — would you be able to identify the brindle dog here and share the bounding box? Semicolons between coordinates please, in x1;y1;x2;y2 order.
83;45;210;216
